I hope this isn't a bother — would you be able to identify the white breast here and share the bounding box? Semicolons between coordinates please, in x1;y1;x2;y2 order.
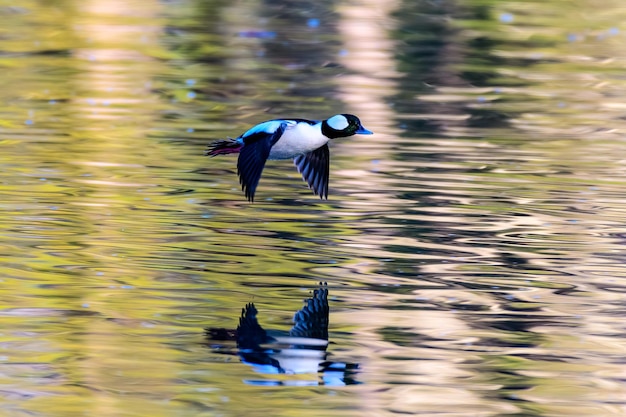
268;122;328;160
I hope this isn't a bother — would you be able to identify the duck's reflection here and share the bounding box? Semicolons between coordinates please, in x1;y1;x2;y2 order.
206;282;359;386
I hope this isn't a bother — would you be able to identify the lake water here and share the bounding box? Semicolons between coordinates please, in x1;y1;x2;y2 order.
1;0;626;416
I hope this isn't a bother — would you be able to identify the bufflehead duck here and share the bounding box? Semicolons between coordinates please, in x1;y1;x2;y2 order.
205;114;373;201
206;282;359;383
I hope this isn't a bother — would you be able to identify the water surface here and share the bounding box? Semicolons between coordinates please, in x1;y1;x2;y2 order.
1;0;626;416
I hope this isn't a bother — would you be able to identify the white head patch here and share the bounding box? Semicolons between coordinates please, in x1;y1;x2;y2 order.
327;115;349;130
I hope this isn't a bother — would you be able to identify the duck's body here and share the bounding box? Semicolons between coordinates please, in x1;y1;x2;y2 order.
206;114;373;201
260;119;329;160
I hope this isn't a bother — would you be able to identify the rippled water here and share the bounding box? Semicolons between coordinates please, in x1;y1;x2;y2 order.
2;0;626;416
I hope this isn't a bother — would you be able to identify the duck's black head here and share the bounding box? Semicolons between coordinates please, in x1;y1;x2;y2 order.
322;114;373;139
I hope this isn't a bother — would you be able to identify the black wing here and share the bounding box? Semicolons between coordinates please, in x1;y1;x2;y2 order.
293;144;329;199
236;123;286;202
290;282;329;341
237;302;270;350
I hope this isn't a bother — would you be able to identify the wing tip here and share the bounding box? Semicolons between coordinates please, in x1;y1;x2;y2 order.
294;145;330;200
237;145;268;203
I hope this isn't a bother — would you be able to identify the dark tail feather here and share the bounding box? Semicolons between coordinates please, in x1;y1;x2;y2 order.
205;138;242;157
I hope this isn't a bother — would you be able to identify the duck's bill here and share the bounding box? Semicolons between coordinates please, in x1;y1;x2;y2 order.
356;127;373;135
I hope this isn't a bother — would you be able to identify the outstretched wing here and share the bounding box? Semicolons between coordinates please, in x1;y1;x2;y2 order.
290;282;329;341
237;302;270;350
237;122;286;202
293;144;329;199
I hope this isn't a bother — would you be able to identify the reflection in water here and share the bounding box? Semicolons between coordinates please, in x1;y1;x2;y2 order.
206;283;359;386
391;0;530;136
